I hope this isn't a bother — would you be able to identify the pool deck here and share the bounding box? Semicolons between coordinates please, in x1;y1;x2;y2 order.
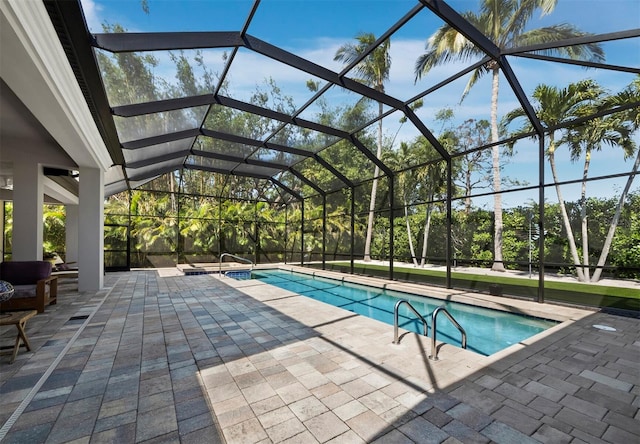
0;268;638;443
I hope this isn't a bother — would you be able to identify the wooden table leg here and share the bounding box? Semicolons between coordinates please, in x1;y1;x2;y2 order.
10;320;32;364
1;310;37;364
11;331;20;364
17;320;32;350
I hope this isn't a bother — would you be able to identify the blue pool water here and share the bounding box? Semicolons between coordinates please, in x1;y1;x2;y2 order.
225;270;252;280
247;269;558;356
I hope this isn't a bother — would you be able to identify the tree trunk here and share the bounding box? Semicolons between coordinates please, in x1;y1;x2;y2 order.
490;68;505;272
591;149;639;282
363;174;380;263
580;149;592;281
363;101;384;262
403;194;418;267
465;159;472;215
419;202;433;267
548;139;586;282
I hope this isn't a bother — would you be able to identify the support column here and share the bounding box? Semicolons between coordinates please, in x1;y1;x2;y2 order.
78;167;104;291
65;205;79;263
12;160;43;261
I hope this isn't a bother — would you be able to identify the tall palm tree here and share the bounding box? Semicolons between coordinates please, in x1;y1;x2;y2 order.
414;0;604;272
335;33;391;262
564;92;635;281
590;76;640;282
505;80;604;282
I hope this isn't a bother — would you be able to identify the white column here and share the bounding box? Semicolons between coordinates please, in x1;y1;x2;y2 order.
65;205;79;263
78;167;103;291
12;160;43;260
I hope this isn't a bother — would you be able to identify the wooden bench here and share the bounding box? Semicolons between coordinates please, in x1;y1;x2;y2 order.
0;310;37;363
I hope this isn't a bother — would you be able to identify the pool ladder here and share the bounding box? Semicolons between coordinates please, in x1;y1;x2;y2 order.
218;253;254;276
393;300;467;361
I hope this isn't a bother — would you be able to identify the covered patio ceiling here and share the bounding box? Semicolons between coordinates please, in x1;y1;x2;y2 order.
44;0;640;201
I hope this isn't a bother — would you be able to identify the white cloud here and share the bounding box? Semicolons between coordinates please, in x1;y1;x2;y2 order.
80;0;102;32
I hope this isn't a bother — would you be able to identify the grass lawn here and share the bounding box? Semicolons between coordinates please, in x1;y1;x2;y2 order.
320;262;640;313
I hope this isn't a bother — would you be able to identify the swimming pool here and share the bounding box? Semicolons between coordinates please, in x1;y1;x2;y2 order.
247;269;558;356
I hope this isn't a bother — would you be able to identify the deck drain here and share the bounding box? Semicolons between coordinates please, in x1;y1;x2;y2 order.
592;324;616;332
65;315;90;325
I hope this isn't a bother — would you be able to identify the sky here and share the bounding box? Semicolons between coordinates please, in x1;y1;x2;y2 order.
81;0;640;207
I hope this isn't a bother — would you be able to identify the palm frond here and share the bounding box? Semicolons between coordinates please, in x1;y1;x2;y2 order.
461;66;489;102
414;13;485;80
505;0;558;40
514;25;605;62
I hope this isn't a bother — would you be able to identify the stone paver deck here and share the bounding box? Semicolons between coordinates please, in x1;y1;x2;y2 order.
0;268;638;443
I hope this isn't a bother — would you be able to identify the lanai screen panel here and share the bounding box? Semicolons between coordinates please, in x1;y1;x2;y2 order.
61;0;639;204
270;125;342;153
222;47;325;113
249;148;307;167
204;106;282;141
123;138;195;167
297;84;378;132
194;137;256;158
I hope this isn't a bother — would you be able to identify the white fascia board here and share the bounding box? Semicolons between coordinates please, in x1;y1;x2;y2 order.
1;0;112;171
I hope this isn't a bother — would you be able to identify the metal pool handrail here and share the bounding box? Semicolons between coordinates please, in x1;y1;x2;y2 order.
429;306;467;361
393;299;428;344
219;253;254;276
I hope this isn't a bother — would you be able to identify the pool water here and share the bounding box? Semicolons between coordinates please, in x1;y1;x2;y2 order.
225;270;252;280
248;269;558;356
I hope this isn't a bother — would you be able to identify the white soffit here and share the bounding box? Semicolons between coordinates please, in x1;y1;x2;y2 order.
0;0;112;171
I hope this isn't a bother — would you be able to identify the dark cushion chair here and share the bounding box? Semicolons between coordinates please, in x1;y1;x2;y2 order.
0;261;58;313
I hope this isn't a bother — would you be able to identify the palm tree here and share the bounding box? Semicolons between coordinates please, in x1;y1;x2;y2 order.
335;33;391;262
504;80;600;281
590;76;640;282
564;91;635;281
414;0;604;272
505;80;640;282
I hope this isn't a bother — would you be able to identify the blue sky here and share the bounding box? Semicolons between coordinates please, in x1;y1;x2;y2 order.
82;0;639;206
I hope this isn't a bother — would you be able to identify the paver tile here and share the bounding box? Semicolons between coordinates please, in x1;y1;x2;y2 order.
559;394;608;420
326;430;367;443
555;407;608;438
319;390;353;412
531;423;573;444
480;421;539;444
304;411;349;442
346;409;390;442
265;416;306;442
242;381;278;403
580;369;633;392
258;405;296;429
276;381;312;404
602;424;640;443
280;430;319;444
289;395;328;421
333;399;368;422
491;405;541;435
223;417;268;444
370;429;413;444
443;419;490;444
603;410;640;435
399;415;450;443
